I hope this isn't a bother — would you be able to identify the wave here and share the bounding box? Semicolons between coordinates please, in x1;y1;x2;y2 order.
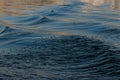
14;15;39;23
0;26;15;34
13;16;52;26
0;1;120;48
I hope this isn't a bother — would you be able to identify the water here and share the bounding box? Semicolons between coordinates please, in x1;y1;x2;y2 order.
0;0;120;80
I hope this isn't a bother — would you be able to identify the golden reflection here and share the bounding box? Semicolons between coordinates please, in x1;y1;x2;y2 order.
0;0;120;16
80;0;120;10
111;0;120;10
0;0;64;16
80;0;107;5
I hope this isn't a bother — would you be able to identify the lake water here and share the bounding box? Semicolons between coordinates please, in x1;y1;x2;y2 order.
0;0;120;80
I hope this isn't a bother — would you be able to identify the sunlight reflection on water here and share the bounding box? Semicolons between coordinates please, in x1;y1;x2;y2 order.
0;0;120;16
0;0;65;16
0;0;119;16
80;0;120;10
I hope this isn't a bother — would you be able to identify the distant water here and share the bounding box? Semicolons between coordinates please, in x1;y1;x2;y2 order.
0;0;120;80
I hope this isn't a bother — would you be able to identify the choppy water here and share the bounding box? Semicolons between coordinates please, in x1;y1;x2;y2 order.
0;0;120;80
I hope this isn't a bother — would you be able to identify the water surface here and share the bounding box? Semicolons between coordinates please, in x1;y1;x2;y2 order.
0;0;120;80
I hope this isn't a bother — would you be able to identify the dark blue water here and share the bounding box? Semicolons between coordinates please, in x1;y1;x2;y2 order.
0;0;120;80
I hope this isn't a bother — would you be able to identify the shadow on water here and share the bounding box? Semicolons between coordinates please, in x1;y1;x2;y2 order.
0;35;120;80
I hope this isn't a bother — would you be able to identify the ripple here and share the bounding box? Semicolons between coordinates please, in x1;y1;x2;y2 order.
0;36;120;80
0;1;120;80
